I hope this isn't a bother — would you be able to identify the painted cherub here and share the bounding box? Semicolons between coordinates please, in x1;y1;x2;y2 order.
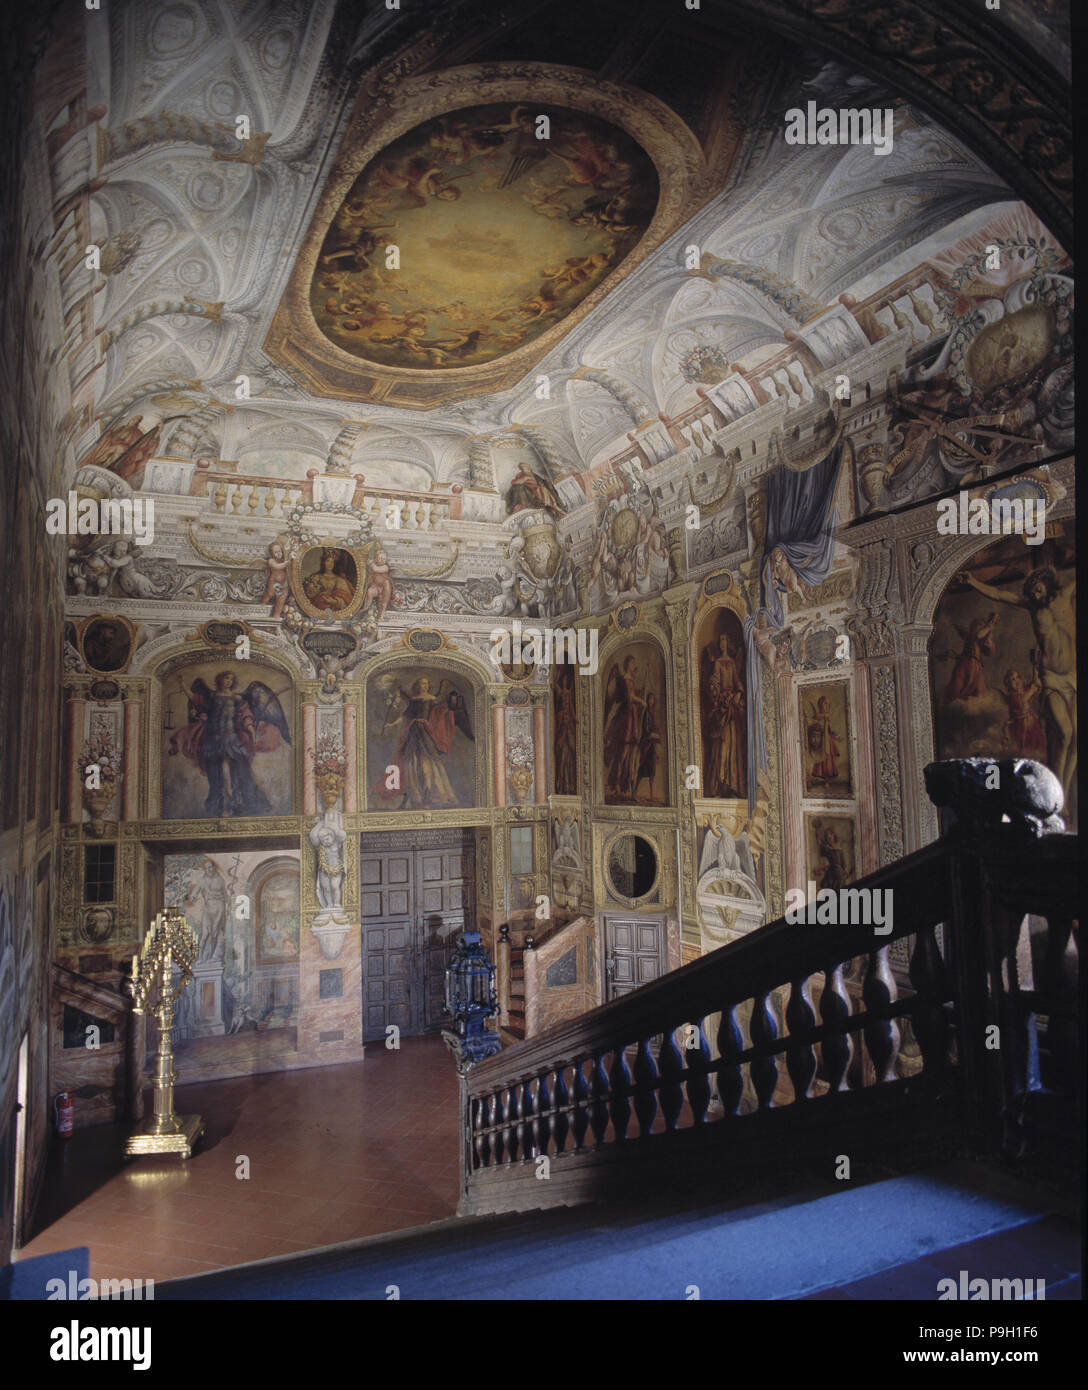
362;546;396;622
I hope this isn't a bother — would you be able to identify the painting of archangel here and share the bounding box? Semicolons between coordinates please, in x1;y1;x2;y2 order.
311;104;657;369
369;667;476;810
602;642;668;806
163;663;293;819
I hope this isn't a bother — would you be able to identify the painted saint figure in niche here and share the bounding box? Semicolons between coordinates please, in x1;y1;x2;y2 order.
956;564;1077;803
376;676;474;809
553;663;578;796
941;612;998;706
703;632;746;799
634;691;664;802
603;655;646;802
303;548;356;612
168;672;291;817
1000;668;1047;760
805;695;841;785
815;823;847;893
184;859;228;963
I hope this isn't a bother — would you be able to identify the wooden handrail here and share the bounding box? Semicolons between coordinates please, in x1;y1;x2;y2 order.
456;759;1079;1216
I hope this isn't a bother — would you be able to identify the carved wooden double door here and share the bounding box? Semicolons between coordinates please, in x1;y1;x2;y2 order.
359;829;474;1043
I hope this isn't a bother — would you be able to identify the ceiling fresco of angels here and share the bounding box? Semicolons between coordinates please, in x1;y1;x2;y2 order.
310;104;658;370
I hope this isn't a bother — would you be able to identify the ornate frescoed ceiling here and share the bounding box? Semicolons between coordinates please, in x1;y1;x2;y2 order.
310;104;658;371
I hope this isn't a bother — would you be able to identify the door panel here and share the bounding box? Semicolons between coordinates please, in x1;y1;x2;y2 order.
360;835;473;1041
604;915;666;1001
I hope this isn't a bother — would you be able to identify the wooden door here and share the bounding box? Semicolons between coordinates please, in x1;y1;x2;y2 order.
603;915;666;1002
360;846;417;1041
360;831;474;1041
416;843;471;1032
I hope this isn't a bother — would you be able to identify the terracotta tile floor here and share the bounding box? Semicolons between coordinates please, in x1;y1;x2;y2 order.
15;1035;460;1287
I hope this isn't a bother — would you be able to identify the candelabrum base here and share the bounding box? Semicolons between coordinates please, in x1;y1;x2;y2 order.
124;1113;205;1159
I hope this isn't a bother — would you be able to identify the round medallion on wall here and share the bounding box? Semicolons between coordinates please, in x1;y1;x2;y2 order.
79;615;136;674
605;832;659;905
506;686;530;706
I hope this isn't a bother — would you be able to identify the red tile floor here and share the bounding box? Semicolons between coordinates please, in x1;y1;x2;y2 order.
15;1035;460;1286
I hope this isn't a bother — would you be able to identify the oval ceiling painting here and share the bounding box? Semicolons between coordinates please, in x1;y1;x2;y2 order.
310;105;659;370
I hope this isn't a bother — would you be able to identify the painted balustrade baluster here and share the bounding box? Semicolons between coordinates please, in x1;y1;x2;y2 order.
909;924;949;1081
715;1005;744;1116
684;1021;712;1123
658;1027;685;1130
588;1053;610;1147
632;1036;658;1136
748;992;780;1108
550;1067;569;1155
863;946;900;1083
820;962;854;1091
571;1059;589;1151
608;1047;632;1142
785;974;818;1101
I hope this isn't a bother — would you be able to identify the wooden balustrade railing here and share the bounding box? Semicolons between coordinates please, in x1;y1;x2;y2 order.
456;760;1078;1216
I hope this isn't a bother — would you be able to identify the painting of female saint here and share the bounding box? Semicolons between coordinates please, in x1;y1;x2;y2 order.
301;547;357;613
552;661;578;796
806;815;856;892
368;667;476;810
698;608;747;800
930;521;1076;824
800;682;852;798
506;461;562;517
163;661;292;819
602;642;668;806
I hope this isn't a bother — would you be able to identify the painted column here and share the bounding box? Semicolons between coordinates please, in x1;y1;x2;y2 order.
302;701;317;816
122;696;141;821
532;701;546;803
492;700;506;807
342;701;357;813
65;694;86;823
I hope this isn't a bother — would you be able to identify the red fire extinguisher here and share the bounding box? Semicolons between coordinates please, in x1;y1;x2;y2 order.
54;1092;74;1139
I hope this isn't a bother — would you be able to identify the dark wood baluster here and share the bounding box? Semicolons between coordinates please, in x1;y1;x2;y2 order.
532;1071;550;1156
609;1047;632;1142
516;1078;534;1159
502;1086;519;1162
491;1084;508;1162
785;975;818;1101
685;1021;712;1123
820;962;854;1091
716;1005;744;1115
571;1059;590;1151
588;1052;610;1146
551;1067;569;1155
1042;915;1078;1096
472;1097;489;1169
909;924;950;1082
863;946;900;1083
658;1027;685;1130
632;1036;659;1136
748;991;780;1108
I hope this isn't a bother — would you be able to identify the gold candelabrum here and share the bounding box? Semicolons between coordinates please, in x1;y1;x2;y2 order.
124;909;205;1158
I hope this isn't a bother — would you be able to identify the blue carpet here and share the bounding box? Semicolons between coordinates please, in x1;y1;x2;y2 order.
158;1172;1052;1301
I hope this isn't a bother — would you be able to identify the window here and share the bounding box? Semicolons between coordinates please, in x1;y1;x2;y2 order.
84;845;116;903
509;826;533;876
